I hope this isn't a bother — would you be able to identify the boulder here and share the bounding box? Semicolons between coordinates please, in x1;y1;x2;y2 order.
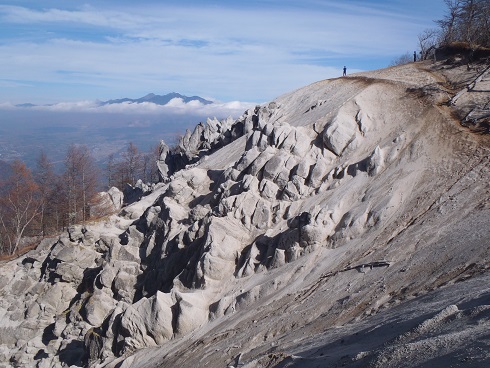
291;129;312;156
259;179;280;200
84;328;103;363
113;270;137;302
118;291;174;352
308;157;331;188
90;187;123;218
174;292;209;336
157;140;173;180
263;154;288;183
98;267;116;289
195;217;246;284
107;187;124;210
83;290;116;327
36;283;77;314
251;199;271;229
248;147;276;176
167;178;194;204
271;123;293;148
235;147;261;172
187;123;205;155
367;145;385;176
322;111;358;155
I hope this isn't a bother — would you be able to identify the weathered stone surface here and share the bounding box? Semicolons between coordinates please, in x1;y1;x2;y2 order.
282;181;301;201
98;267;116;289
251;199;271;229
90;187;123;217
83;290;115;327
195;217;247;285
167;178;194;203
85;328;103;363
271;123;293;148
108;186;124;210
322;110;358;155
263;154;288;184
367;145;385;176
235;147;261;172
36;283;77;314
308;157;331;188
118;291;173;351
113;270;137;302
174;292;208;336
157;140;171;180
55;262;84;283
291;128;312;156
259;179;280;200
248;147;276;176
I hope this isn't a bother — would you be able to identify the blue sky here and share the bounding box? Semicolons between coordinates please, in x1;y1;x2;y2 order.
0;0;447;106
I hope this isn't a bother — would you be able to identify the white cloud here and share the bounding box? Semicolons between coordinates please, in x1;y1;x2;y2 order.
0;5;151;30
34;100;100;112
0;2;444;104
0;98;256;119
0;102;17;110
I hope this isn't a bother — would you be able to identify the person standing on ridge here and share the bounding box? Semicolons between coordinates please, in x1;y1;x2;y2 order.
413;51;417;62
343;66;347;76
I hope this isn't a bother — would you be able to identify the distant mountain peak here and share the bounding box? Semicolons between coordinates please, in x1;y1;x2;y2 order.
102;92;213;106
15;103;37;108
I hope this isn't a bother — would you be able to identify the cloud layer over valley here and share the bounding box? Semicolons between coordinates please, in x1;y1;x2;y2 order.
0;97;255;117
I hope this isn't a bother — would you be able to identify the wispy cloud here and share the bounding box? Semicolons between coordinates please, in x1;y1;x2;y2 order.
0;1;445;104
0;5;149;29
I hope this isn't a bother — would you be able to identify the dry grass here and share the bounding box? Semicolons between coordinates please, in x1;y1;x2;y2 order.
0;241;40;261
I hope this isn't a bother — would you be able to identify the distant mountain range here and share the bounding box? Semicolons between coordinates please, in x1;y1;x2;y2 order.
15;92;213;108
101;92;213;106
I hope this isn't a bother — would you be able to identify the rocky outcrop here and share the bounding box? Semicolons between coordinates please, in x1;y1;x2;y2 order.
90;187;123;217
157;116;245;181
0;60;489;368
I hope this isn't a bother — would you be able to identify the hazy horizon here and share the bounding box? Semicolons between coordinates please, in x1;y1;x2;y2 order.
0;105;242;174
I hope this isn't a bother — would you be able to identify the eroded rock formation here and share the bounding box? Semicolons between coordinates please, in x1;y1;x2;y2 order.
0;59;489;368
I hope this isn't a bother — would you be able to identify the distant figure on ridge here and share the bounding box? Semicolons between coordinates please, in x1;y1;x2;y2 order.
343;66;347;76
413;51;417;62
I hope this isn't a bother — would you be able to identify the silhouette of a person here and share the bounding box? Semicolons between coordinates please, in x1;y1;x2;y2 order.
413;51;417;62
343;66;347;76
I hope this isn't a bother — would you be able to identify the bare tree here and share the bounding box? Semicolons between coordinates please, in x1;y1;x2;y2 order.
34;150;57;236
389;52;413;66
106;143;161;190
106;153;117;189
437;0;490;48
418;28;440;60
63;145;99;225
460;0;479;46
141;153;152;184
0;160;41;255
121;142;142;187
437;0;463;45
49;179;67;232
141;144;160;184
